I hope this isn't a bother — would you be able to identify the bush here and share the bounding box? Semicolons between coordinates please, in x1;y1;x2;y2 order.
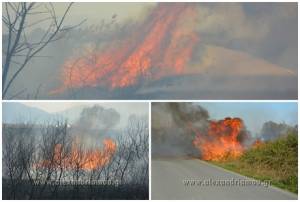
214;132;298;193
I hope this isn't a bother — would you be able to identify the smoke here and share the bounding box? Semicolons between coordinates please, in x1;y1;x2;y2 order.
194;3;297;70
50;3;199;94
152;102;298;161
72;105;120;145
77;105;120;130
168;102;209;129
152;102;209;157
152;102;251;160
3;3;296;100
260;121;297;141
49;2;296;100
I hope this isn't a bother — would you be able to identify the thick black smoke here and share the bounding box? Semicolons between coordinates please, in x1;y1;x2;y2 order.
168;102;209;129
152;102;209;157
152;103;254;158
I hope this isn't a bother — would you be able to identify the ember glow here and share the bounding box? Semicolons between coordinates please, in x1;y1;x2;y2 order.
51;3;199;94
192;118;246;161
37;138;116;170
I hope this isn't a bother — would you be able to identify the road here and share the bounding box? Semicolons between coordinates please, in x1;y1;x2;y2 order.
151;158;297;200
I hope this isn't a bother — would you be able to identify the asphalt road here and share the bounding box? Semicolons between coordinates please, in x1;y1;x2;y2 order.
151;158;298;200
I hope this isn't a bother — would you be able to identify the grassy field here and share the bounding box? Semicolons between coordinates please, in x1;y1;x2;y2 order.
212;132;298;194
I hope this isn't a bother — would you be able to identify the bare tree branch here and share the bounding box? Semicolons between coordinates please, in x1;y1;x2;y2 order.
2;2;79;99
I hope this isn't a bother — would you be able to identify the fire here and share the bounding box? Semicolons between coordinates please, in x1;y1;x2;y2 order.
252;139;264;149
71;138;116;170
36;138;116;170
192;118;246;161
51;3;199;94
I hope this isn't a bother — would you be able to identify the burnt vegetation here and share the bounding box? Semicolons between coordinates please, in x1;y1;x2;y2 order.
2;116;149;199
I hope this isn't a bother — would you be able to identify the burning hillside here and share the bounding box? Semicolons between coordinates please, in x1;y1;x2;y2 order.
51;3;198;94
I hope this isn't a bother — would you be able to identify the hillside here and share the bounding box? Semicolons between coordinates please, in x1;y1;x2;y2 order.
188;45;296;76
2;103;53;123
2;103;84;124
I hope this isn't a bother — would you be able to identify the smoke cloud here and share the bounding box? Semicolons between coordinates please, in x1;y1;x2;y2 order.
77;105;120;130
260;121;297;141
72;105;120;145
152;102;298;161
152;102;251;159
152;102;209;157
3;3;297;100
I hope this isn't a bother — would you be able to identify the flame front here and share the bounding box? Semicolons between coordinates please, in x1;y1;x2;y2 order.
37;138;116;170
51;3;199;94
192;118;245;161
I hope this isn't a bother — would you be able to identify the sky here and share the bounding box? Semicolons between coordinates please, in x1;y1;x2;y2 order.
5;102;298;134
23;102;149;129
23;102;148;114
22;2;156;29
199;102;298;135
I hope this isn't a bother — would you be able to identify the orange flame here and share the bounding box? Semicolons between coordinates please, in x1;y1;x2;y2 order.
252;139;264;149
36;138;116;170
51;3;199;94
192;118;245;161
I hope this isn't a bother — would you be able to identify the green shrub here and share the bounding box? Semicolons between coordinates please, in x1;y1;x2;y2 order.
214;132;298;193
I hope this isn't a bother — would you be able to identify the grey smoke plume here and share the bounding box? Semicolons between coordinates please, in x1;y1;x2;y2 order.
152;102;254;158
168;102;209;129
260;121;297;141
152;102;209;157
77;105;120;131
72;105;120;145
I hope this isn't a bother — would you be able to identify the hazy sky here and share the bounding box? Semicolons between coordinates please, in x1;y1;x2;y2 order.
5;102;298;134
26;2;156;27
23;102;148;114
21;102;148;129
199;102;298;135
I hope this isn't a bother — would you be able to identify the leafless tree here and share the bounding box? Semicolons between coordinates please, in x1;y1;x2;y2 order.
37;121;71;198
3;116;149;199
2;2;82;98
111;115;149;187
2;123;35;199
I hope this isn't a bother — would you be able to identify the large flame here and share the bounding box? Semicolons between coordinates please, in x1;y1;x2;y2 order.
51;3;199;94
192;118;245;161
36;138;116;170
